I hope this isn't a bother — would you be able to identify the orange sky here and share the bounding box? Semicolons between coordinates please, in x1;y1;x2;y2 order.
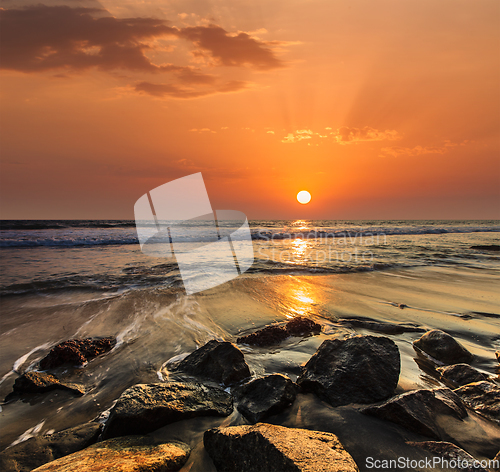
1;0;499;220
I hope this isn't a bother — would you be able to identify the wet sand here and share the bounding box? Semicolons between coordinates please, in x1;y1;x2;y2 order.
0;265;499;470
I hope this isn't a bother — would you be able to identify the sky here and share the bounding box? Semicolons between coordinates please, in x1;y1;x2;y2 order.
1;0;499;220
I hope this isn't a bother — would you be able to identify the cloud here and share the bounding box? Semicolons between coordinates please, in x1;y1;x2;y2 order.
281;133;311;143
0;5;285;74
333;126;401;144
177;25;284;70
379;142;463;158
135;80;248;99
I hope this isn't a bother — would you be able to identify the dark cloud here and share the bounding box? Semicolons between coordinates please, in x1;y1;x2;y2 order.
0;5;284;74
135;80;248;99
178;25;284;70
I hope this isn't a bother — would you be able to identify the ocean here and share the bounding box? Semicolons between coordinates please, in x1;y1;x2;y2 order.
1;220;499;470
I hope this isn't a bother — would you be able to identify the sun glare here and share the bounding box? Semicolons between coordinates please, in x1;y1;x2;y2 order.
297;190;311;204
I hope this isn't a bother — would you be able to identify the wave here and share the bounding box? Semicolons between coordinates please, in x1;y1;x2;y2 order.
0;220;136;231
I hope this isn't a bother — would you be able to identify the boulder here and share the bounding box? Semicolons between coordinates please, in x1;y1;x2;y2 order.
407;441;489;472
454;381;500;423
5;372;84;401
204;423;359;472
496;351;500;363
337;317;424;334
362;388;468;440
236;374;297;423
31;436;190;472
237;317;321;346
413;330;473;365
0;422;101;472
297;335;400;407
102;382;233;439
170;340;250;386
39;337;116;370
436;364;489;388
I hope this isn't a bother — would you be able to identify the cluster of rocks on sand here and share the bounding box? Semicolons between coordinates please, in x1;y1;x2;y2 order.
1;318;499;472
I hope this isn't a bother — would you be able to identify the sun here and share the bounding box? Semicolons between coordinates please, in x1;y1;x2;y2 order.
297;190;311;204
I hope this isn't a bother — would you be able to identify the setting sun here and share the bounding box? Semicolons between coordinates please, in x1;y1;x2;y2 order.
297;190;312;205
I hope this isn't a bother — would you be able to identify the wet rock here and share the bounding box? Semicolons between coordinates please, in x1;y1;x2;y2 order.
285;317;322;336
39;337;116;370
102;382;233;439
470;245;500;251
337;317;425;334
362;387;468;440
437;364;490;388
297;335;400;407
413;329;473;365
5;372;85;401
32;436;190;472
237;316;321;346
454;381;500;423
496;351;500;363
204;423;359;472
170;340;250;386
407;441;489;472
0;422;101;472
236;374;297;423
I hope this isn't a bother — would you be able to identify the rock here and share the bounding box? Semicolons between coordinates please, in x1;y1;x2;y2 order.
496;351;500;363
413;330;473;365
470;245;500;251
31;436;190;472
204;423;359;472
297;335;400;407
407;441;489;472
437;364;490;388
39;337;116;370
337;317;424;334
237;317;321;347
170;340;250;386
362;387;468;440
0;422;101;472
285;317;322;336
102;382;233;439
492;451;500;472
5;372;85;401
236;374;297;423
237;325;288;346
454;381;500;423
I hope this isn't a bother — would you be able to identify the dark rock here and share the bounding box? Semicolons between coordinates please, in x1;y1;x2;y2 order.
297;335;400;407
39;337;116;370
102;382;233;439
170;340;250;386
496;351;500;363
413;330;473;365
492;451;500;472
407;441;489;472
337;317;425;334
5;372;85;401
237;317;321;347
362;387;468;440
237;325;288;346
454;381;500;423
285;317;321;336
236;374;297;423
470;245;500;251
32;436;190;472
204;423;359;472
0;422;101;472
437;364;490;388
